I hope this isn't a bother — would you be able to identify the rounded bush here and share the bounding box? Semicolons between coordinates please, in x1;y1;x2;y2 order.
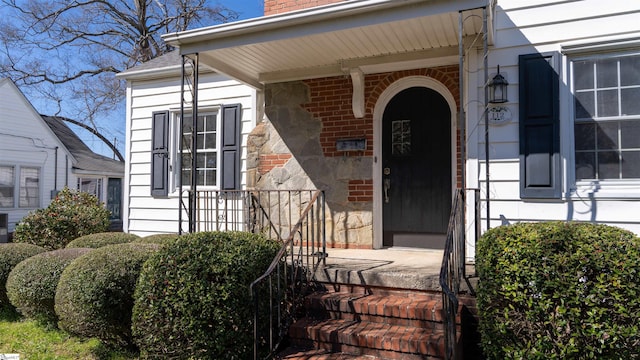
477;221;640;359
0;243;46;310
14;187;110;250
66;232;140;249
55;243;159;347
132;231;280;359
6;248;92;323
134;233;181;246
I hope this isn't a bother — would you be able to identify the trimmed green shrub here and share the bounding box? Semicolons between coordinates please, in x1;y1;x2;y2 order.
132;231;280;359
6;248;92;324
55;243;159;347
66;232;139;248
14;187;110;250
477;221;640;359
0;243;46;310
134;233;181;246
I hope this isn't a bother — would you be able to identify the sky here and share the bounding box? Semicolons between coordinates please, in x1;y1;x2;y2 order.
64;0;265;159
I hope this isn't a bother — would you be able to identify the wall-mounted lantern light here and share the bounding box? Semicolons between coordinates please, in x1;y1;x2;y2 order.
488;65;508;103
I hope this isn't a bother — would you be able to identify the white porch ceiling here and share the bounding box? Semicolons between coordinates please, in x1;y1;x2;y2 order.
163;0;490;89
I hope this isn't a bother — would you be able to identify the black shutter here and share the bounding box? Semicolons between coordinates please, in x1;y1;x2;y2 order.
151;111;169;197
519;53;561;198
221;104;241;190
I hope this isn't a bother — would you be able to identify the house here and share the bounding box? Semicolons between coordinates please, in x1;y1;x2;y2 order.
41;116;125;231
118;0;640;259
0;78;124;239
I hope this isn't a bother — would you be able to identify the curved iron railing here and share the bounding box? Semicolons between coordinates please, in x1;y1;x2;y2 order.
250;190;326;360
439;188;466;360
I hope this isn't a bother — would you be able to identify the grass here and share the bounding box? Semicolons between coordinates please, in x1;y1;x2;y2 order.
0;307;138;360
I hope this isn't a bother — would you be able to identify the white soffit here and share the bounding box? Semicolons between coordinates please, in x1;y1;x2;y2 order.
163;0;488;88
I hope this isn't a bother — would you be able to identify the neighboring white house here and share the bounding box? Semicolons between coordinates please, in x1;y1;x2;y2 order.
0;78;124;239
119;0;640;258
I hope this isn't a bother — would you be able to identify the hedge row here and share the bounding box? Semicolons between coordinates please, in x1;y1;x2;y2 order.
477;221;640;359
1;231;280;358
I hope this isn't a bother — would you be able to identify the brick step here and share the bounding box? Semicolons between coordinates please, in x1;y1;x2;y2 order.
305;290;467;329
289;318;448;359
276;347;380;359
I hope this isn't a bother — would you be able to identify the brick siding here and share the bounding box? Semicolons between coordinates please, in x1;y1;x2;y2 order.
259;153;292;174
348;179;373;202
264;0;345;16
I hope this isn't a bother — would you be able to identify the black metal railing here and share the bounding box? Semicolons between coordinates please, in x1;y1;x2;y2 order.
249;190;325;360
180;189;323;240
439;188;471;360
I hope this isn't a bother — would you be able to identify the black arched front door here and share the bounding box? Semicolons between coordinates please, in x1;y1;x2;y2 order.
382;87;452;248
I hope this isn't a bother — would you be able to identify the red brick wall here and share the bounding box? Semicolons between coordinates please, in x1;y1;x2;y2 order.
258;154;292;174
264;0;345;15
348;179;373;202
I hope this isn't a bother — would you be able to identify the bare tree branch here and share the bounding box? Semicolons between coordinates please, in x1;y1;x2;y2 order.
0;0;238;154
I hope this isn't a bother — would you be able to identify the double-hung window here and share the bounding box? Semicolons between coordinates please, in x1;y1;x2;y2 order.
180;113;218;187
0;165;40;208
150;104;241;197
78;177;103;201
573;52;640;181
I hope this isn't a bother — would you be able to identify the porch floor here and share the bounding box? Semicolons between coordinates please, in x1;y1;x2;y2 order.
310;247;476;292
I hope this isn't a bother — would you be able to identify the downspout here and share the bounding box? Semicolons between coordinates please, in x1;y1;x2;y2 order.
483;6;490;231
54;146;58;190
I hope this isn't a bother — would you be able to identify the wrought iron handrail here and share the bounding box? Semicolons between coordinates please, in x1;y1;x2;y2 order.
439;188;466;360
249;190;325;360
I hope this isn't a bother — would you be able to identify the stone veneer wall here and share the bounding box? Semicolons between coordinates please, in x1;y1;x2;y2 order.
247;67;460;248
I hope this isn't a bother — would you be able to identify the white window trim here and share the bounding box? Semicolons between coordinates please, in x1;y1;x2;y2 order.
170;108;221;193
562;41;640;199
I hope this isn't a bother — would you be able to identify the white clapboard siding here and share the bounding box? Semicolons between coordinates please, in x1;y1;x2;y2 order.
468;0;640;235
124;72;255;236
0;80;73;233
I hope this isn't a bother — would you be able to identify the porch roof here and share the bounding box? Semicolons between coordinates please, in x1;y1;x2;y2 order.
162;0;491;89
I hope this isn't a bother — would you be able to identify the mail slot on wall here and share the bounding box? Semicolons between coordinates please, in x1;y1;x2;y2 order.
336;138;367;152
0;213;7;243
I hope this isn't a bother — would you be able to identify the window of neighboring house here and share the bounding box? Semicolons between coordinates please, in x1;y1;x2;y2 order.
19;167;40;208
0;166;15;208
573;52;640;181
179;113;218;188
77;178;103;201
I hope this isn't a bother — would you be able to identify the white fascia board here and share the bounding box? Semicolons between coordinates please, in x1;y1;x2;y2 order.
163;0;488;52
115;65;182;80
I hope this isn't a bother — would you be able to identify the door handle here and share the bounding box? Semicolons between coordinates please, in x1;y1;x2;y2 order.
384;178;390;203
